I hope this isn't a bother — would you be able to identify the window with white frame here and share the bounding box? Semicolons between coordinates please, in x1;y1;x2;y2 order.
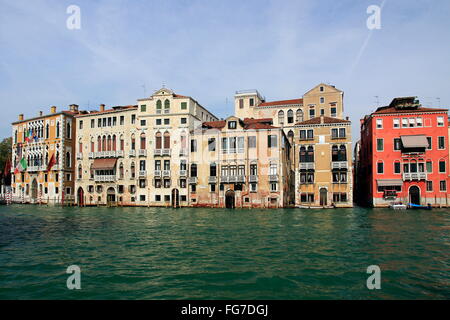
437;116;444;127
393;118;400;128
376;119;383;129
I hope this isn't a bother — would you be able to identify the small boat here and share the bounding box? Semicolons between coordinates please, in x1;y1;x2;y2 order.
391;204;407;210
408;203;432;210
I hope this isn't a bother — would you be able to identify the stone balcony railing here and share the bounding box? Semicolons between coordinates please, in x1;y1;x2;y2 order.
154;149;162;156
162;149;171;156
331;161;348;170
179;170;187;177
162;170;171;177
154;170;161;177
249;175;258;182
139;170;147;177
76;153;83;160
188;177;198;184
138;149;147;157
129;150;136;157
403;172;427;181
300;162;315;170
269;174;279;182
208;176;217;183
94;175;116;182
179;149;188;157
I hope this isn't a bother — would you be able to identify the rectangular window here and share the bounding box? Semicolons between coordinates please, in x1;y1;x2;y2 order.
394;138;401;151
402;118;408;128
394;162;401;174
156;119;162;125
416;117;423;127
208;138;216;151
331;128;338;139
248;136;256;148
181;118;187;124
120;116;124;125
331;107;337;116
164;119;170;125
439;161;446;173
440;181;447;192
426;161;433;173
228;121;237;129
393;119;400;128
437;116;444;127
181;102;187;110
270;183;277;192
90;119;95;128
131;115;136;124
376;119;383;129
140;120;146;126
237;137;244;153
309;109;315;118
190;139;197;152
377;138;384;151
210;184;216;192
426;181;433;192
427;137;432;150
339;128;346;138
113;117;117;126
268;135;277;148
141;105;146;112
79;120;83;130
239;99;244;109
438;136;445;150
408;118;415;127
249;98;254;107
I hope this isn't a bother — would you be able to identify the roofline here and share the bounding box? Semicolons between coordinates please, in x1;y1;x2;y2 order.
12;111;76;125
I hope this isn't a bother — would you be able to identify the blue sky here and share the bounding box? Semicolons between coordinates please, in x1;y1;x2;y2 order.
1;0;449;140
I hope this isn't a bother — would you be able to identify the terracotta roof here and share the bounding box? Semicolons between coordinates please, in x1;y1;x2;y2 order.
258;98;303;107
202;118;278;130
243;118;272;124
244;123;277;130
202;120;226;129
296;116;350;125
373;106;448;115
173;94;189;98
75;105;137;117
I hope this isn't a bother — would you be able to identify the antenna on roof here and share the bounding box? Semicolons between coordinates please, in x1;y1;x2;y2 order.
374;96;380;107
141;84;146;97
436;97;441;107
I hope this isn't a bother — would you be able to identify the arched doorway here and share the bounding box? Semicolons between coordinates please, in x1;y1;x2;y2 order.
171;188;180;208
77;187;84;207
107;187;116;205
409;186;420;205
31;179;38;201
320;188;327;206
225;190;235;209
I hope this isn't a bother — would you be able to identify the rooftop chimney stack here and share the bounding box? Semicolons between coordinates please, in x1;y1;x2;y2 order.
19;114;24;121
100;104;105;112
51;106;57;114
39;111;43;117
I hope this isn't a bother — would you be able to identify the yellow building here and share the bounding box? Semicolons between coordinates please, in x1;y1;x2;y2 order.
189;117;294;208
11;105;80;204
294;115;353;207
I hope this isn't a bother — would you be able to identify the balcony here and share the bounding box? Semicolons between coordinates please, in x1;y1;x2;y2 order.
300;162;315;170
52;165;60;171
403;172;427;181
116;150;124;158
76;153;83;160
179;170;187;177
229;176;238;183
220;176;229;183
129;150;136;157
237;175;246;183
269;174;279;182
138;149;147;157
331;161;348;170
179;149;188;157
154;170;161;177
249;175;258;183
139;170;147;177
162;170;171;177
94;175;116;182
188;177;198;184
162;149;171;156
27;166;39;172
39;165;46;171
208;176;217;183
88;152;94;159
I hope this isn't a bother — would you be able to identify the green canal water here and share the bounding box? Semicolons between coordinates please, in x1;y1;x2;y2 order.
0;205;449;300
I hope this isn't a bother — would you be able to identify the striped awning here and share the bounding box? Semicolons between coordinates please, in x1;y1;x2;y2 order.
400;135;428;148
92;158;117;170
377;179;403;187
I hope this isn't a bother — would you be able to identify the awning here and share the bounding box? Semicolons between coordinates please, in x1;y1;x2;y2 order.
377;179;403;187
400;135;428;148
92;158;117;170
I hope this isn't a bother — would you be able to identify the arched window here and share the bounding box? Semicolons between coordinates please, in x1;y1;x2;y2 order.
278;110;285;125
45;124;49;139
155;132;162;149
112;135;117;151
164;99;170;113
306;146;314;162
130;162;136;179
288;130;294;141
339;145;347;161
156;100;162;114
119;163;124;179
120;135;124;151
287;110;294;123
66;152;71;168
79;140;83;153
163;131;170;149
56;151;60;164
90;164;94;179
14;130;17;144
56;122;60;138
97;136;102;152
67;122;71;138
332;145;339;162
140;133;146;150
296;109;303;123
91;138;95;152
107;136;112;151
181;132;187;149
131;134;136;150
78;165;82;179
299;146;306;162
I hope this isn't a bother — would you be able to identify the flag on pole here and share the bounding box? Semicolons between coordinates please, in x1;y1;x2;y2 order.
47;153;56;172
18;157;27;171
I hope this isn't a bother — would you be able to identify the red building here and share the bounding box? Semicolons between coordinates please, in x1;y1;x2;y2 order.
356;97;449;207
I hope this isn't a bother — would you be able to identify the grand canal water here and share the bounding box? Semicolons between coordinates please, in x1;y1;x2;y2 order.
0;205;448;300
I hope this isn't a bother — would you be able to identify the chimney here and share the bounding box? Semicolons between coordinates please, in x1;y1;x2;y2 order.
100;104;105;112
39;111;43;117
346;116;349;121
19;114;24;121
51;106;57;114
70;104;79;113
